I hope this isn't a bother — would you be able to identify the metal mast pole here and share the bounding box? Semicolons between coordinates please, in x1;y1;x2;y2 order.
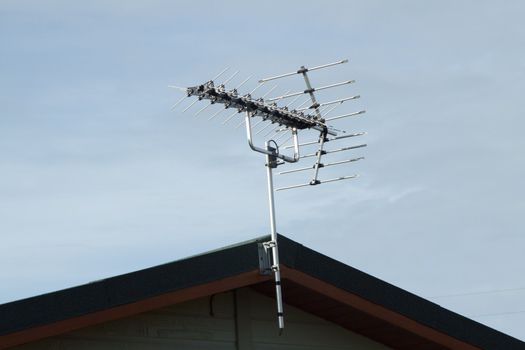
265;141;284;332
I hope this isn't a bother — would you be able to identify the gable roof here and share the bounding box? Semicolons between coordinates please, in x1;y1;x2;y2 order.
0;234;524;350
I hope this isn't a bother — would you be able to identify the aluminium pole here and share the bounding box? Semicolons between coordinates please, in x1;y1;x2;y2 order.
265;141;284;333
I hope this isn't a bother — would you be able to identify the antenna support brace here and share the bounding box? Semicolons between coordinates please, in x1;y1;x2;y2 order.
266;145;279;168
297;66;308;74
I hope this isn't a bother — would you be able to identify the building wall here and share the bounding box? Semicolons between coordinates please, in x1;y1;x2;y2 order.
11;288;392;350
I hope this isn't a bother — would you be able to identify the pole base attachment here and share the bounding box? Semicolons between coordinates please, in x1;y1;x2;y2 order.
258;241;279;275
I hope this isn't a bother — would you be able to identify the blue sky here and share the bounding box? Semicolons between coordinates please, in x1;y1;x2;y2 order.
1;0;524;341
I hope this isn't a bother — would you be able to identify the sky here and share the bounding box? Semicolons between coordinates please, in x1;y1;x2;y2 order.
1;0;525;341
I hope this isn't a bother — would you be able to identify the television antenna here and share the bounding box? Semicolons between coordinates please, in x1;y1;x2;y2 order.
170;59;366;333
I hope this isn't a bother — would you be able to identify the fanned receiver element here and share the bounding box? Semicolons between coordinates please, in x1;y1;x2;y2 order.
185;81;336;135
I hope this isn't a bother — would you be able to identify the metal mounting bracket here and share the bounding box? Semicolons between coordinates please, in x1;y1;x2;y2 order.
258;243;272;275
263;240;277;249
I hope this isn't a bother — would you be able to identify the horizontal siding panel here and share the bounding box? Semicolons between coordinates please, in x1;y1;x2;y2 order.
149;292;234;318
59;337;235;350
249;289;392;350
253;343;351;350
10;288;391;350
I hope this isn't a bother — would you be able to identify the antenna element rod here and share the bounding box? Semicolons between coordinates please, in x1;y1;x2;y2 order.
267;80;355;102
302;144;367;158
275;174;358;191
278;157;364;175
296;95;360;111
325;110;366;122
282;132;366;149
259;59;348;83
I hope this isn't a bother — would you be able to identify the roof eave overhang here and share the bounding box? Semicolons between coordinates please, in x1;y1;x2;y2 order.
280;265;481;350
